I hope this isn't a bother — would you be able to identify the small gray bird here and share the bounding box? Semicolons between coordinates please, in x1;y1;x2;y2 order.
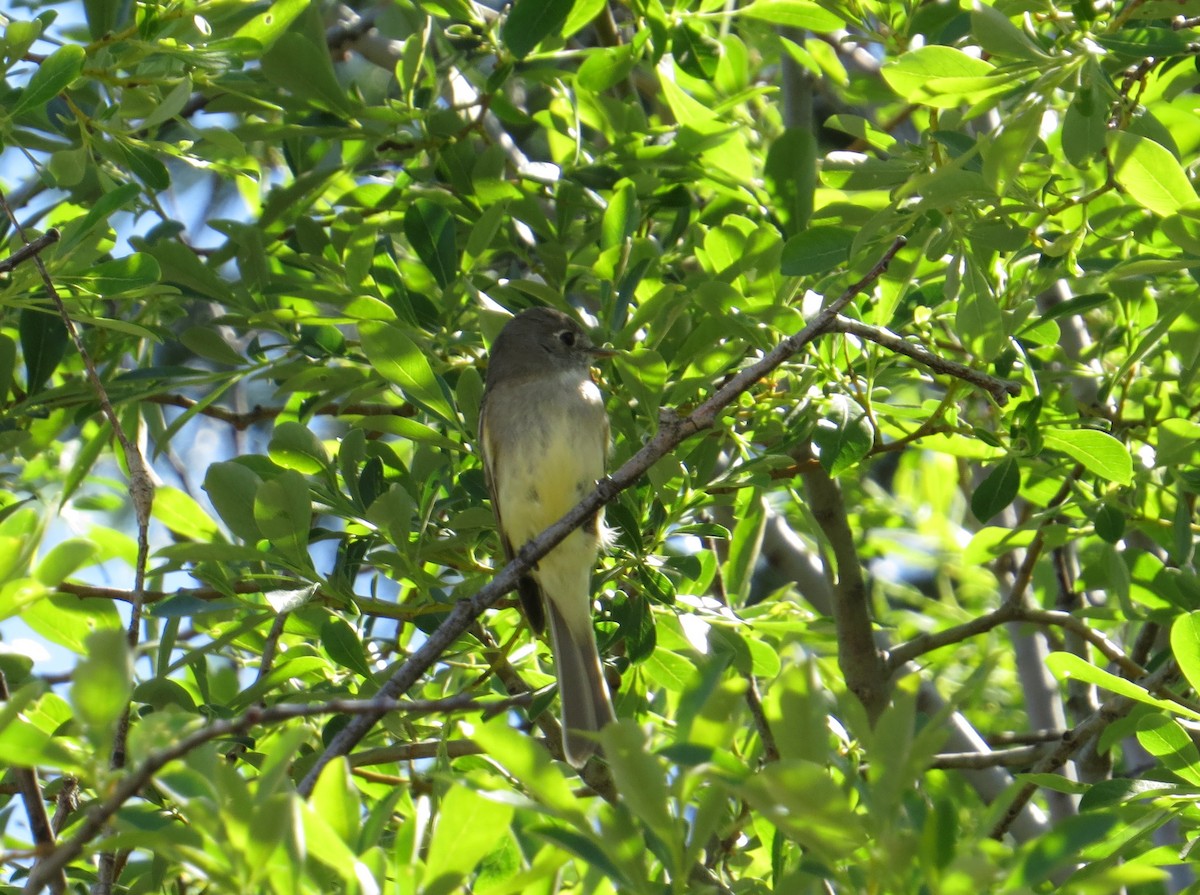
478;306;617;767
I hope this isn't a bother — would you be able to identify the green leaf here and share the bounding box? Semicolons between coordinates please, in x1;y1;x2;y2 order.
0;333;14;403
83;0;129;40
470;715;587;818
813;394;873;475
576;44;636;93
724;492;766;603
119;143;171;191
983;104;1042;196
254;470;313;564
1136;714;1200;786
734;760;866;859
601;180;638;251
424;785;514;895
404;200;458;289
1109;130;1198;216
971;456;1020;523
739;0;844;30
261;32;353;113
501;0;574;59
233;0;310;50
180;326;244;366
780;225;852;276
34;539;97;587
1093;503;1125;544
1042;429;1133;484
359;322;456;424
672;23;720;81
601;722;681;866
1046;652;1200;721
764;127;816;237
970;3;1048;62
1062;82;1106;167
1096;27;1197;60
19;308;68;394
10;45;85;117
310;757;361;845
1011;812;1120;887
20;595;122;654
73;253;161;294
58;182;141;254
154;487;221;541
320;617;373;679
70;628;132;738
203;461;265;543
881;46;1000;108
954;282;1005;360
269;422;330;476
1171;612;1200;697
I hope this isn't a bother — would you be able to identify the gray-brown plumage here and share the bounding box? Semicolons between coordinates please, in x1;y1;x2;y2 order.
478;307;616;766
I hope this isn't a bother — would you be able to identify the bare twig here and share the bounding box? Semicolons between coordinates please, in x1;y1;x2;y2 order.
886;603;1145;680
989;661;1178;839
0;228;60;274
931;744;1046;769
833;316;1022;404
55;580;428;622
295;237;909;797
146;393;414;431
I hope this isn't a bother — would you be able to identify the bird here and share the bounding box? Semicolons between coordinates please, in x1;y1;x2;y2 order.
478;306;617;767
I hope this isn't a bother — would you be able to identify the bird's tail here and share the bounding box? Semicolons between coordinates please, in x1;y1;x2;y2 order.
545;598;616;768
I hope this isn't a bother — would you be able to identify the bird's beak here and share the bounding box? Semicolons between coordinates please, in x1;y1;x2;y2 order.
587;346;619;359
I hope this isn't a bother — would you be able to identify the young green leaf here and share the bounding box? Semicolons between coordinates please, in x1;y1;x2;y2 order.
1109;130;1198;216
1042;429;1133;484
971;456;1020;523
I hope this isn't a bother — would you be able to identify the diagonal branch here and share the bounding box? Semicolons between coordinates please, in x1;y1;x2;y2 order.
832;316;1023;405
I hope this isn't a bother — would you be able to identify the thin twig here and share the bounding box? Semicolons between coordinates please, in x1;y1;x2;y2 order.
989;661;1178;839
0;228;60;274
931;744;1046;769
146;393;414;431
832;316;1022;404
55;580;430;622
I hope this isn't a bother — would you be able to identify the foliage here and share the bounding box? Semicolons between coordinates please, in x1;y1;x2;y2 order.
1;0;1200;892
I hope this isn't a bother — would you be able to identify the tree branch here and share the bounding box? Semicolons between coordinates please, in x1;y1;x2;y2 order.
145;393;414;431
832;316;1023;405
799;456;890;721
988;661;1178;839
0;228;59;274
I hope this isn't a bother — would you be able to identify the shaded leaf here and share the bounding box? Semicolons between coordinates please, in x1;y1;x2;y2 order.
404;200;458;289
502;0;574;59
19;309;68;394
971;456;1020;523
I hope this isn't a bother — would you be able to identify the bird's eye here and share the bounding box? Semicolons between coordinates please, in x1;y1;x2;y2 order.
558;330;576;347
